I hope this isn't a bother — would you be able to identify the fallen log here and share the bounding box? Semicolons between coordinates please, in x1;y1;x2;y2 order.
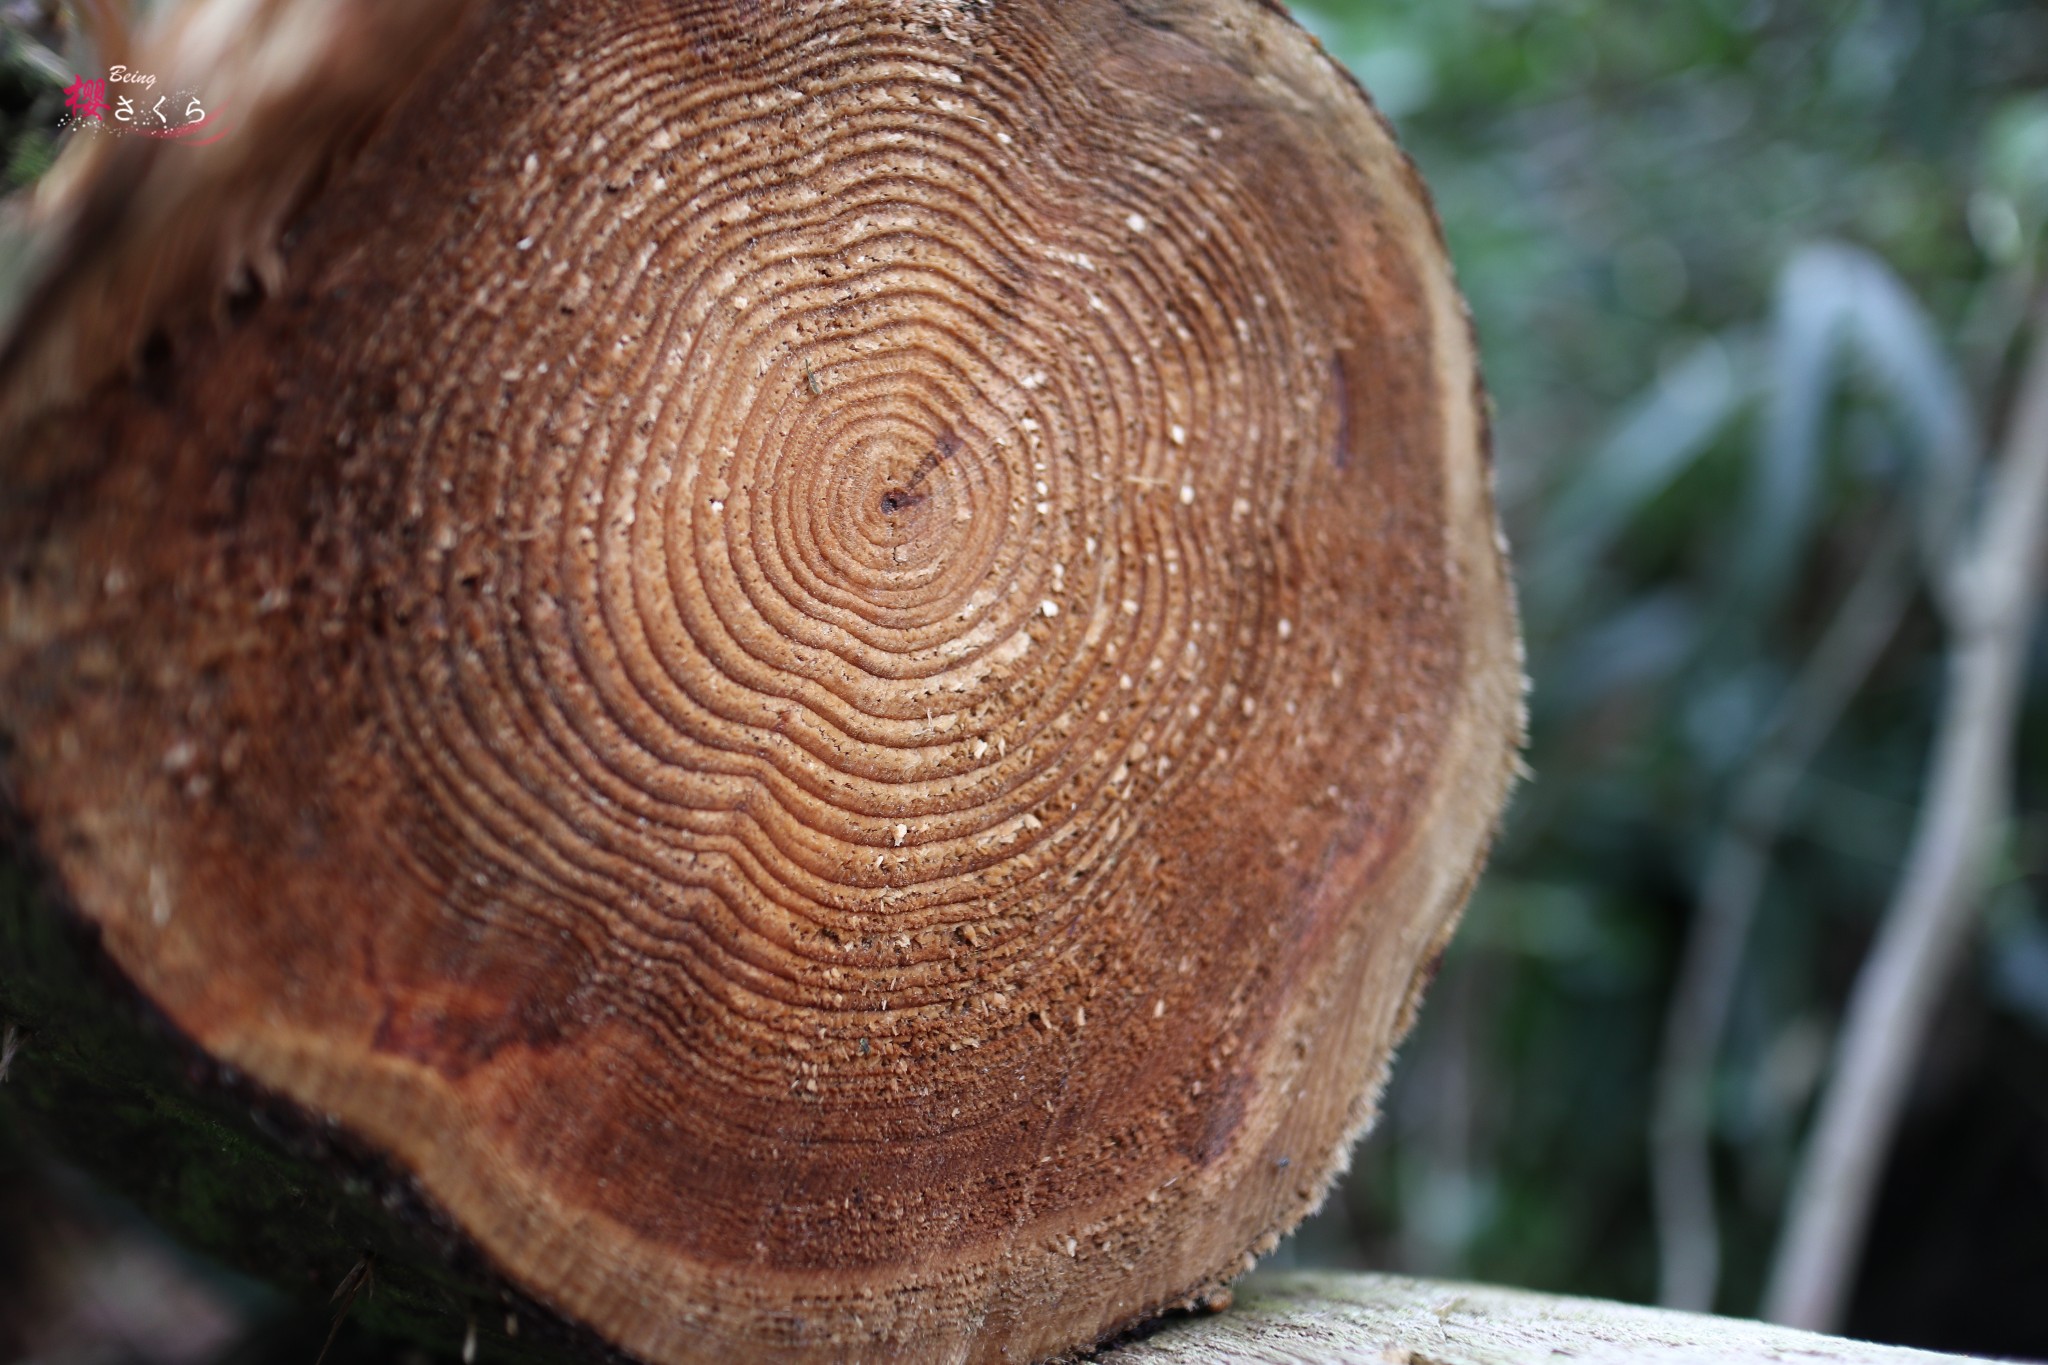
1105;1272;1984;1365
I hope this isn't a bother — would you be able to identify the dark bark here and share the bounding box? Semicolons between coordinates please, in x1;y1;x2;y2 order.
0;842;594;1363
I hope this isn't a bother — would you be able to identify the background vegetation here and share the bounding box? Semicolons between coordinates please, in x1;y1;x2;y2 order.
1282;1;2048;1355
4;0;2048;1359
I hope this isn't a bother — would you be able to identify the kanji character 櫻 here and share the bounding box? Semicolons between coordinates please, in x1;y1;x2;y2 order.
62;76;107;121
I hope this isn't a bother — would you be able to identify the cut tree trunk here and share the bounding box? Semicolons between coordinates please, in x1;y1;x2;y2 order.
0;1;1523;1362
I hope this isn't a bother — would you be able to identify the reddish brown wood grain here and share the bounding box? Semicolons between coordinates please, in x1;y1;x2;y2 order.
0;2;1522;1361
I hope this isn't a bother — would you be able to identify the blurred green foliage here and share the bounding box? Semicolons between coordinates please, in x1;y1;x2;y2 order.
0;6;63;191
1286;0;2048;1350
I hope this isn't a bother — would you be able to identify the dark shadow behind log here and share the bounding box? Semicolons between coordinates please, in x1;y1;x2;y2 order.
0;2;1523;1361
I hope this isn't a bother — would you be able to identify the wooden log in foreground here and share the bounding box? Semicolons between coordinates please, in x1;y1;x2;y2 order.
0;1;1522;1362
1109;1273;1984;1365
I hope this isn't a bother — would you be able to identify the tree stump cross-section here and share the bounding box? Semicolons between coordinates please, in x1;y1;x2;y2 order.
0;1;1522;1361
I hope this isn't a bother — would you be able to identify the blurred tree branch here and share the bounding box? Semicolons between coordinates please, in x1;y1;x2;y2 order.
1765;294;2048;1331
1652;511;1917;1312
